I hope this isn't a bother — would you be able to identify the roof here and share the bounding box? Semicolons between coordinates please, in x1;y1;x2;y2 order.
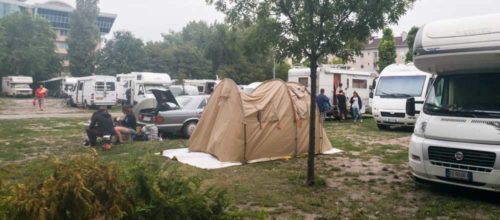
380;63;432;76
365;36;408;50
32;1;117;18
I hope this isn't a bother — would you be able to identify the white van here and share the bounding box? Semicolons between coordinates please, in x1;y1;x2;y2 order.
183;79;218;94
2;76;33;97
117;72;172;106
371;64;432;129
408;14;500;191
288;66;377;114
71;75;116;108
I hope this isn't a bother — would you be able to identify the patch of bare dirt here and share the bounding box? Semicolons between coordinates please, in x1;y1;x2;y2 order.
367;136;411;146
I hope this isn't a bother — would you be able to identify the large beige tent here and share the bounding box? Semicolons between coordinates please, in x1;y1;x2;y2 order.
187;79;332;163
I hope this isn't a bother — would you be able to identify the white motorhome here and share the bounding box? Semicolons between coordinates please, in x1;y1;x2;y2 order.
117;72;172;106
408;14;500;192
41;77;78;97
183;79;218;94
371;64;432;129
239;82;262;94
70;75;116;108
2;76;33;97
288;66;377;114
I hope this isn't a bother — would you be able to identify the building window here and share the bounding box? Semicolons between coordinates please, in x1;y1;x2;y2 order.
298;77;309;87
361;65;364;69
353;79;367;89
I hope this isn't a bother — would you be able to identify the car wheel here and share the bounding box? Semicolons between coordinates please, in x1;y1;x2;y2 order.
377;124;389;130
183;121;198;138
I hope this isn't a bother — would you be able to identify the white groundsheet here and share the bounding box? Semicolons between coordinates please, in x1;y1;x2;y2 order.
162;147;343;170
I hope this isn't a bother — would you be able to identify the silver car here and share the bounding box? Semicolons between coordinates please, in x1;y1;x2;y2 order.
137;89;209;137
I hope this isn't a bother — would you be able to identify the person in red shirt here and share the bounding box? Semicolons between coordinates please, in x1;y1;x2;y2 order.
34;85;48;111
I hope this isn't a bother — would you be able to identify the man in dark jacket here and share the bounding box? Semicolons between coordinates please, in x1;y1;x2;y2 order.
86;106;114;147
337;90;347;120
316;88;331;124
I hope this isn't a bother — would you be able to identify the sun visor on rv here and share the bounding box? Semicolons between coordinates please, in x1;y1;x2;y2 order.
413;14;500;74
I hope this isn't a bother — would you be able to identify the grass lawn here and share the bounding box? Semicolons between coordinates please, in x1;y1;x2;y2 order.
1;117;500;219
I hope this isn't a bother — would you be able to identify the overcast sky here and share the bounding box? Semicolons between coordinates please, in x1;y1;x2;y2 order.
27;0;500;41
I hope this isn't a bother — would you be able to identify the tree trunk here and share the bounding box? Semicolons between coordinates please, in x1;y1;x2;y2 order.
307;56;318;186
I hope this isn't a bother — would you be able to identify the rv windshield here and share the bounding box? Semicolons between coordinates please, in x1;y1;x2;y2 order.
12;84;30;89
375;76;426;98
424;73;500;118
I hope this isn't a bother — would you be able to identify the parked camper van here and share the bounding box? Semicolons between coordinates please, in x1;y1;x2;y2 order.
70;75;116;108
1;76;33;97
240;82;262;94
183;79;218;94
288;66;377;115
371;64;432;129
117;72;172;106
41;77;78;97
408;14;500;191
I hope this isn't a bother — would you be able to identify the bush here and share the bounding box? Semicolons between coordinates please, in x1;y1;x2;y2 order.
2;150;130;220
0;150;229;219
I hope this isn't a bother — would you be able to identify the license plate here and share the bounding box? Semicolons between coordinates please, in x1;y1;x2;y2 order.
96;97;103;100
384;118;398;123
143;116;151;122
446;169;472;181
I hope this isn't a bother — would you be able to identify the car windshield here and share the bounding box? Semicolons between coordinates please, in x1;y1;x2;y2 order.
424;73;500;118
12;84;30;89
375;76;427;98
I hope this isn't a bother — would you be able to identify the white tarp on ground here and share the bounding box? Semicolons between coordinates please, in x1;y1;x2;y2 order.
162;147;343;170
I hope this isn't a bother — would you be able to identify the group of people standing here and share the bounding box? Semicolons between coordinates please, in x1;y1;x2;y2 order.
316;89;363;124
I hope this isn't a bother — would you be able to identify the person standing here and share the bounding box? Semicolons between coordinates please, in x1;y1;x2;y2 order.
34;85;48;111
85;106;115;149
114;105;137;144
337;90;347;120
350;91;363;122
316;88;331;124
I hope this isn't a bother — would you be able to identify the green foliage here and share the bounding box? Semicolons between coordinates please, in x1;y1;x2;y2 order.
2;150;130;220
405;26;419;63
0;151;229;219
377;28;397;73
125;156;228;219
161;44;212;79
0;13;62;82
67;0;100;76
96;31;147;75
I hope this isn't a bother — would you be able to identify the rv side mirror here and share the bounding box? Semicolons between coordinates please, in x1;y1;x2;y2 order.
406;98;416;116
369;91;373;99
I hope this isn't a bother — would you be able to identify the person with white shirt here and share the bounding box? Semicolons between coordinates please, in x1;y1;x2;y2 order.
349;91;363;122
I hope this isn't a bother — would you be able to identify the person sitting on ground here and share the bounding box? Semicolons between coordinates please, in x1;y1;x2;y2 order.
114;105;137;144
86;106;114;149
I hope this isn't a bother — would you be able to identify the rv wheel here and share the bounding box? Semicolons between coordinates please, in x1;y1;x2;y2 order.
183;121;198;138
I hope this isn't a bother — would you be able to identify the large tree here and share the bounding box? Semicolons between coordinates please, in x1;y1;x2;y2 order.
377;28;397;72
0;13;62;82
67;0;100;76
405;26;419;63
96;31;146;75
208;0;414;185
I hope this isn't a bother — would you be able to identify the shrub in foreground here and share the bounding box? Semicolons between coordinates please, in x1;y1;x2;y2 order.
1;150;228;219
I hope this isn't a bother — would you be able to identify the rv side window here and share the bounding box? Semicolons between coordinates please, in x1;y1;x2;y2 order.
298;77;309;87
106;82;115;91
352;79;367;89
197;86;204;93
95;82;105;91
78;82;83;90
